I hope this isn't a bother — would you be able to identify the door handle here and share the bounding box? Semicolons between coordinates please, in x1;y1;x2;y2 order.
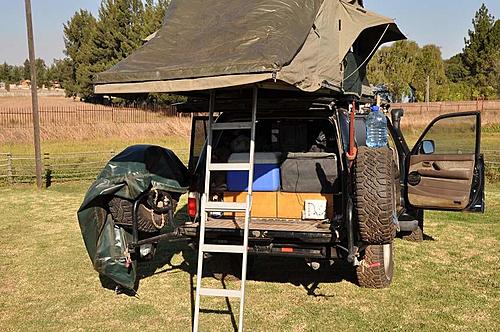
422;161;432;167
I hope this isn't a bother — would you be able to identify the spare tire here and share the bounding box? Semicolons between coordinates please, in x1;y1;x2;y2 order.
354;146;397;244
108;191;178;233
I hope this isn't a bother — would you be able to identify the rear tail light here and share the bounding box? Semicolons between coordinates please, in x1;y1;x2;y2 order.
188;192;198;218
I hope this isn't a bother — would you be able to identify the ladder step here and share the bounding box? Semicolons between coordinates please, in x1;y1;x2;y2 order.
198;288;241;298
201;244;246;254
209;163;250;171
205;201;247;212
212;122;252;130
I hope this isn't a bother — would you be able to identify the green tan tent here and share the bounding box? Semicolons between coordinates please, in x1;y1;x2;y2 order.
94;0;405;96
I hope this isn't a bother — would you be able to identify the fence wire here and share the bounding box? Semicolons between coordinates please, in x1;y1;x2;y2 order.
0;149;190;185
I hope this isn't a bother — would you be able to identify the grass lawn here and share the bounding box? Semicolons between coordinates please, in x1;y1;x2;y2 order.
0;181;499;332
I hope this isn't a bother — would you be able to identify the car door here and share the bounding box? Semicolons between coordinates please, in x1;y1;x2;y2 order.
405;111;484;212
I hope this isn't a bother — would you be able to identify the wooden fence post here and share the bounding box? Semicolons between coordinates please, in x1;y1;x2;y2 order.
7;153;13;184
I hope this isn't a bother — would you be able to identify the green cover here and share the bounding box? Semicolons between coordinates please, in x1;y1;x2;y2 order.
77;145;189;289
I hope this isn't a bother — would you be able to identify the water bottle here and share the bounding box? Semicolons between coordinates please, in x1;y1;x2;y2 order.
366;105;388;148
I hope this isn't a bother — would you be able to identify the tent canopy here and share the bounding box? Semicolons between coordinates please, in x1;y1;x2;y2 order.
94;0;405;96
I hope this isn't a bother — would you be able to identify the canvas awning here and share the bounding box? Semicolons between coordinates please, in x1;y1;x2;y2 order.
95;0;405;95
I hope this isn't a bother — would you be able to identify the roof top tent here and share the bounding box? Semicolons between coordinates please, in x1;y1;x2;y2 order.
93;0;405;100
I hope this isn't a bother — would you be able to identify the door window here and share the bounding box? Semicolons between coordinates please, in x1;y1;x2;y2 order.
416;114;477;155
189;116;207;171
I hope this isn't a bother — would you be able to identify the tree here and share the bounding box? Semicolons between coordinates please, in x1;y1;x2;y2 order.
367;41;420;102
22;58;49;88
445;54;469;83
63;0;171;100
142;0;170;38
63;9;97;97
412;45;448;101
462;4;499;98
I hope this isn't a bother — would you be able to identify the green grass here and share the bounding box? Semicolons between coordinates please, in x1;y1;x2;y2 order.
0;182;499;331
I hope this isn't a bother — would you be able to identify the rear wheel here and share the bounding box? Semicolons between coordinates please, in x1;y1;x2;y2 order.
356;243;394;288
401;219;424;242
354;147;397;244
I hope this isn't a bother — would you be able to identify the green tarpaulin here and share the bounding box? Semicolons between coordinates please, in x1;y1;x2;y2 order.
77;145;189;289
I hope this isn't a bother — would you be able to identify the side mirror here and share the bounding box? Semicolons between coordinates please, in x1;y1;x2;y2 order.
420;140;435;155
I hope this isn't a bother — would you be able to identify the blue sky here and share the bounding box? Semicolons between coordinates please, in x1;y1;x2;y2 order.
1;0;499;65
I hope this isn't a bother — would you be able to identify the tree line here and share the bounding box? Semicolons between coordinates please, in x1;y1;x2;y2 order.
0;58;71;90
368;4;500;102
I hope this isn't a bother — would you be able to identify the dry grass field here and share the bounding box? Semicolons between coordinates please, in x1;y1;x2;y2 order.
0;96;191;143
0;96;82;108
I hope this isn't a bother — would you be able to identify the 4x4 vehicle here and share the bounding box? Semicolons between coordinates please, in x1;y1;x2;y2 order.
177;92;484;288
78;0;485;296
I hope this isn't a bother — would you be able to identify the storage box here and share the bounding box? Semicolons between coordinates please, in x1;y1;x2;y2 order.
280;152;338;193
224;192;278;218
227;152;281;192
277;192;334;219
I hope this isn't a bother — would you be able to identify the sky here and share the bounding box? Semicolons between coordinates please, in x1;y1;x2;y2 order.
0;0;499;65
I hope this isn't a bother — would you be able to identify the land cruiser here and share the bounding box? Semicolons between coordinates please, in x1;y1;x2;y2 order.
77;2;485;329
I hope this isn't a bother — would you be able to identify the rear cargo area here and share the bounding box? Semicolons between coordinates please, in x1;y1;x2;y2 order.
191;116;342;234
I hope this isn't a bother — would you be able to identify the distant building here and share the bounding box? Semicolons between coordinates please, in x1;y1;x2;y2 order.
20;80;31;89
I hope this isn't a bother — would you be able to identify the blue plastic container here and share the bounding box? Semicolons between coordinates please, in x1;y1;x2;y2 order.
227;152;281;192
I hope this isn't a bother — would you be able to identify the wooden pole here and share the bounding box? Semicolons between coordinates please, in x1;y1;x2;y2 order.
24;0;43;189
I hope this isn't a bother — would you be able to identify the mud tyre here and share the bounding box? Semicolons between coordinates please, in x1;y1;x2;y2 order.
108;194;177;233
356;243;394;288
354;146;397;244
401;219;424;242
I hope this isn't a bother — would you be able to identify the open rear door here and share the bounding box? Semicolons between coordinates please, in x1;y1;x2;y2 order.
405;112;484;212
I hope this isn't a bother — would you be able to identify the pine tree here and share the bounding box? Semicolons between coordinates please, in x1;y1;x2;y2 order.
462;4;498;98
63;9;97;97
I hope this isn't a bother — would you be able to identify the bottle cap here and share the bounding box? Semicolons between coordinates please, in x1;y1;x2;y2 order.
371;105;380;112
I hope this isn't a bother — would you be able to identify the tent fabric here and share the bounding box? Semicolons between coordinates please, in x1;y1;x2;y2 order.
95;73;274;94
95;0;323;84
94;0;405;95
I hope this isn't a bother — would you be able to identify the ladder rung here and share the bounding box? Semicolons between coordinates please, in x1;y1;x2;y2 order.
205;201;247;212
201;244;246;254
209;163;250;171
212;122;252;130
198;288;241;298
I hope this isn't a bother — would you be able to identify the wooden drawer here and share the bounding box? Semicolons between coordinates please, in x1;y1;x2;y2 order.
224;192;277;218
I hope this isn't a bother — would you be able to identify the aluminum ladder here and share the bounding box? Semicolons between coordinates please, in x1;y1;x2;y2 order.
193;87;258;332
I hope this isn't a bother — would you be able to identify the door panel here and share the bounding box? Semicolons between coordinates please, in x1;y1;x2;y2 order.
408;154;474;210
405;112;484;212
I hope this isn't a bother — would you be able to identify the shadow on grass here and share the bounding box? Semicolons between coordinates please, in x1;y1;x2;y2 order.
127;205;358;330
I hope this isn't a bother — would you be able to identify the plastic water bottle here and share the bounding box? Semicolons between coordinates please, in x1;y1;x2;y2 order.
366;105;388;148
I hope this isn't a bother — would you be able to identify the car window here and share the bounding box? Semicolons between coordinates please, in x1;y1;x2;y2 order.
189;117;207;171
419;114;476;154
